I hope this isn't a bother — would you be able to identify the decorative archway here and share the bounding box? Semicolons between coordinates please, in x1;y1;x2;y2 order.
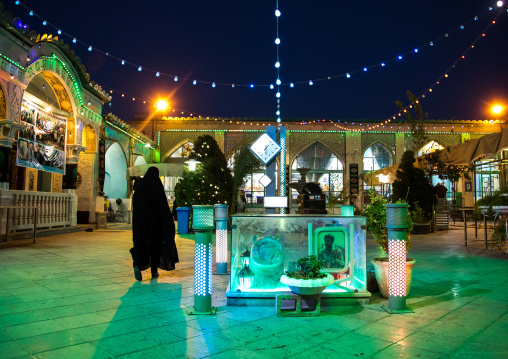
104;142;128;199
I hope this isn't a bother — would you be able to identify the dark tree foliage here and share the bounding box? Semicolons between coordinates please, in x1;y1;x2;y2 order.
395;91;428;153
175;135;233;207
392;150;435;221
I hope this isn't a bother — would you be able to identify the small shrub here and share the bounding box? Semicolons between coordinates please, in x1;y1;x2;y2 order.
284;255;327;279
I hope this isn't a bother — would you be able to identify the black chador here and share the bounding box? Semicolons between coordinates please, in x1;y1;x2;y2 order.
130;166;179;280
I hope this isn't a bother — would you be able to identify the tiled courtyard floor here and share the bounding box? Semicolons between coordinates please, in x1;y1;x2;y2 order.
0;223;507;358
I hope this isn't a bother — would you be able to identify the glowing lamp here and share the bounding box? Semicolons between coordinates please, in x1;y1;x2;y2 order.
491;104;504;115
385;203;410;313
190;205;215;315
497;1;504;7
275;38;280;44
275;9;281;17
185;158;200;171
340;205;354;217
156;100;168;111
240;247;251;267
214;204;229;274
238;265;254;289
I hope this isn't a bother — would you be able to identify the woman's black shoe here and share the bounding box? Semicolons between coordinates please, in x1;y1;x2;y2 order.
134;266;142;281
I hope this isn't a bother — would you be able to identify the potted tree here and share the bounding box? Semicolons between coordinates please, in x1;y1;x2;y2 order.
280;255;334;295
364;190;416;298
411;202;431;234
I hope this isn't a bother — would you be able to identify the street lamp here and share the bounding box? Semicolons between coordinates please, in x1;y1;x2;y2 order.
156;100;168;111
185;158;200;171
491;104;505;117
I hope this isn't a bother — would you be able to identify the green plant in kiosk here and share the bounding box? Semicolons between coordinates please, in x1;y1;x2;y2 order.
284;255;327;280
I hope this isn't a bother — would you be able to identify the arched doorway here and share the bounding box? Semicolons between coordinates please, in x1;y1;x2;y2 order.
18;70;74;191
363;142;393;195
104;142;127;199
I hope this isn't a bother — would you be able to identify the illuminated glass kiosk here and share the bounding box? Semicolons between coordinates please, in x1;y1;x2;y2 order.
227;214;370;306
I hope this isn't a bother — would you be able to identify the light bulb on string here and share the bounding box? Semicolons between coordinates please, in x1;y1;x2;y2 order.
88;46;92;51
414;48;418;53
193;80;197;85
275;38;280;44
381;63;386;67
121;60;125;65
138;66;142;71
174;76;178;81
212;82;216;88
309;80;313;85
290;83;294;88
363;67;367;72
72;38;77;43
275;9;281;17
275;61;280;68
346;73;351;78
276;79;281;85
250;84;254;88
398;55;403;60
270;84;274;89
42;21;46;25
156;72;160;77
29;11;33;16
57;30;61;34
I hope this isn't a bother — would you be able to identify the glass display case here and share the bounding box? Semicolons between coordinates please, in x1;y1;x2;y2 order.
227;214;370;305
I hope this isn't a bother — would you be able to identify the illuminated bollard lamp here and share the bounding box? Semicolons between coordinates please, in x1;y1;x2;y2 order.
214;204;229;274
188;205;216;315
384;203;412;313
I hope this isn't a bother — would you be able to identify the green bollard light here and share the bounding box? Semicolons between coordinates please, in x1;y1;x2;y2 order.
188;205;216;315
214;204;229;275
384;203;412;313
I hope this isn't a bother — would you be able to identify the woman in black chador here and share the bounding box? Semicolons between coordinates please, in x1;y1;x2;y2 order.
130;166;179;280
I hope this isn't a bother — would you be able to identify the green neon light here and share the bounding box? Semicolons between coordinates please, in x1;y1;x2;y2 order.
106;120;146;144
0;54;25;70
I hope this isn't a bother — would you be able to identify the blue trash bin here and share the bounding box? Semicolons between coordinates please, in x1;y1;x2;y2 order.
176;207;190;234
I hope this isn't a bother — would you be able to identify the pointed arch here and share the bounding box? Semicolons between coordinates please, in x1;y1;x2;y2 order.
104;142;128;199
363;141;393;172
161;139;194;162
417;140;445;157
290;141;344;206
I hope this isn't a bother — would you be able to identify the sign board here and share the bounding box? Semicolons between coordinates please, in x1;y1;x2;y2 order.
264;196;288;208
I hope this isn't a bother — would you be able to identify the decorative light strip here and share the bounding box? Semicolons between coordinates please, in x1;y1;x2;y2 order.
12;0;505;89
275;1;281;123
298;9;505;132
0;54;26;70
195;243;207;296
105;120;150;144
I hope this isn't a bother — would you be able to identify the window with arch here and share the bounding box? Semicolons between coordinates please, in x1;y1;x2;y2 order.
418;140;444;157
363;142;392;172
291;142;343;204
170;141;194;158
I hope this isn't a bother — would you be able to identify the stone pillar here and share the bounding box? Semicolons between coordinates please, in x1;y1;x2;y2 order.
64;144;87;226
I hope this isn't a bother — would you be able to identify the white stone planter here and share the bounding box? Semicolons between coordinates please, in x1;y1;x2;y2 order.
280;273;335;295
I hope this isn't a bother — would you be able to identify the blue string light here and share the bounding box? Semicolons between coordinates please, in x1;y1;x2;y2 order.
11;0;503;94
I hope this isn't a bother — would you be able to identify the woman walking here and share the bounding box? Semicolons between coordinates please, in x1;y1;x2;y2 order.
130;166;179;280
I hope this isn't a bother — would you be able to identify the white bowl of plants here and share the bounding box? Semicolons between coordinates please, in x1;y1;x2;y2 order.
280;255;334;295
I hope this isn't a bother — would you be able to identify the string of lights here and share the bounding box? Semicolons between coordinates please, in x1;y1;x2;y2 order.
11;0;506;90
298;7;506;132
275;1;281;123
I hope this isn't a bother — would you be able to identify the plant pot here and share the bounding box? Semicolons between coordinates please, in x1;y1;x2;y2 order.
371;257;416;298
280;273;335;295
411;223;430;234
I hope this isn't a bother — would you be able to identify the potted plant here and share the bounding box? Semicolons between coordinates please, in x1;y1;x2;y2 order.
364;190;416;298
280;255;334;295
473;187;508;251
410;202;431;234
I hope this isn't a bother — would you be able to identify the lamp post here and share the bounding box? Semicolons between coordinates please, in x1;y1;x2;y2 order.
385;203;411;313
189;205;216;315
214;204;229;274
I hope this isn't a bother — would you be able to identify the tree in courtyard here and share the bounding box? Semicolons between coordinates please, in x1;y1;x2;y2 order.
230;143;262;214
395;91;428;154
175;135;233;207
392;150;435;221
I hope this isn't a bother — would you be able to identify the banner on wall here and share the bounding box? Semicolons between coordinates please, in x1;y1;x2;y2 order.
16;99;67;175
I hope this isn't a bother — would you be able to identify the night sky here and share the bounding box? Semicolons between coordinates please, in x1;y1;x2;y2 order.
13;0;508;122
